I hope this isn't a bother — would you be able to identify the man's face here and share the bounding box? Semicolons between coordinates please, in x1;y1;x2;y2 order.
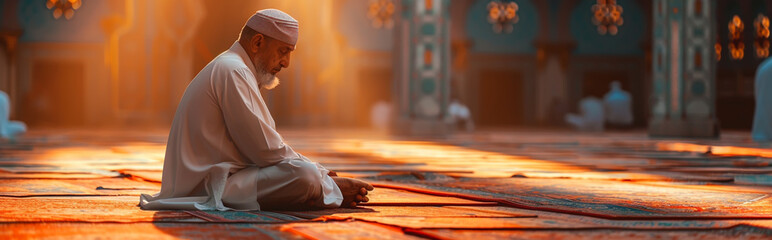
254;37;294;75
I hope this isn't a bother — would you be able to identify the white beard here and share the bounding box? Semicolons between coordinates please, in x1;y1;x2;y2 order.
254;59;281;90
258;74;280;90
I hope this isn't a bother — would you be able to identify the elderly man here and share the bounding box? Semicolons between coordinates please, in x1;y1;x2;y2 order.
140;9;373;211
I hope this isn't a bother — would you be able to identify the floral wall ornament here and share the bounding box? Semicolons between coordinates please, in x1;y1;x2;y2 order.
591;0;624;35
728;15;745;60
486;0;519;34
45;0;82;20
367;0;396;29
754;14;770;58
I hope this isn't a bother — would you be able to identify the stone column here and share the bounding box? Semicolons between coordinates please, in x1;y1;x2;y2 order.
533;40;574;125
1;0;23;119
1;32;21;119
649;0;719;137
392;0;452;136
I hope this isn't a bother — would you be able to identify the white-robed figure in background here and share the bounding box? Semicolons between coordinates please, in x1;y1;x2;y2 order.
370;100;392;132
565;97;604;132
752;57;772;142
140;9;372;211
603;81;633;128
447;99;474;132
0;90;27;140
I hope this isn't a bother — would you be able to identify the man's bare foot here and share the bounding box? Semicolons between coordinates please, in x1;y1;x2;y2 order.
332;177;374;208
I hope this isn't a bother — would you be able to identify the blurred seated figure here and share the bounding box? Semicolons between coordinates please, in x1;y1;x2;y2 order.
370;101;392;131
447;99;474;132
753;57;772;142
0;90;27;140
603;81;633;128
565;97;604;132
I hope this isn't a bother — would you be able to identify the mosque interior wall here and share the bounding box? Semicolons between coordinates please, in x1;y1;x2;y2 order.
713;0;771;129
0;46;8;94
0;0;769;131
17;42;109;127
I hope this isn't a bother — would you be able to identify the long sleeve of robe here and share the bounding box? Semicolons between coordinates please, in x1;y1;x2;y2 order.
139;42;343;211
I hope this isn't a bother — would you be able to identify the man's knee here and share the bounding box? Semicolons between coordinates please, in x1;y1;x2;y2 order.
286;160;322;190
256;160;322;209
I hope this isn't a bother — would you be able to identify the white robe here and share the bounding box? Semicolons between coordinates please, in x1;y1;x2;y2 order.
753;57;772;142
565;97;604;132
370;101;392;131
603;85;633;126
140;42;343;211
447;100;474;131
0;91;26;140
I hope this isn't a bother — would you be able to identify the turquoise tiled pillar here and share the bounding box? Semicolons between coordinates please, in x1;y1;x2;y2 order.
649;0;719;137
393;0;451;136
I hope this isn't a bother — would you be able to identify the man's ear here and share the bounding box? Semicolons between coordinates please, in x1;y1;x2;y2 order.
249;33;264;54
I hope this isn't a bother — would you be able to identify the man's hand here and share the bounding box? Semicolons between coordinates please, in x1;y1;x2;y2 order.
332;177;374;208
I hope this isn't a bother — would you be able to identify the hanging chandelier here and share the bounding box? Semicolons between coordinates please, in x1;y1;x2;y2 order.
367;0;396;29
46;0;82;20
728;15;745;60
754;14;770;58
591;0;624;35
486;0;519;34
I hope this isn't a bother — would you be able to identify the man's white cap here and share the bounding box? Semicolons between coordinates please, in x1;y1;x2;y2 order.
245;9;299;46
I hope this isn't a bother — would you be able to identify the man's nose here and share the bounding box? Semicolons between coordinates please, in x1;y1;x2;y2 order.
280;55;290;68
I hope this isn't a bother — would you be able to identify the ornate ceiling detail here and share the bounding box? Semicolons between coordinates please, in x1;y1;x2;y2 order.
728;15;745;60
487;0;519;34
592;0;624;35
45;0;82;20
